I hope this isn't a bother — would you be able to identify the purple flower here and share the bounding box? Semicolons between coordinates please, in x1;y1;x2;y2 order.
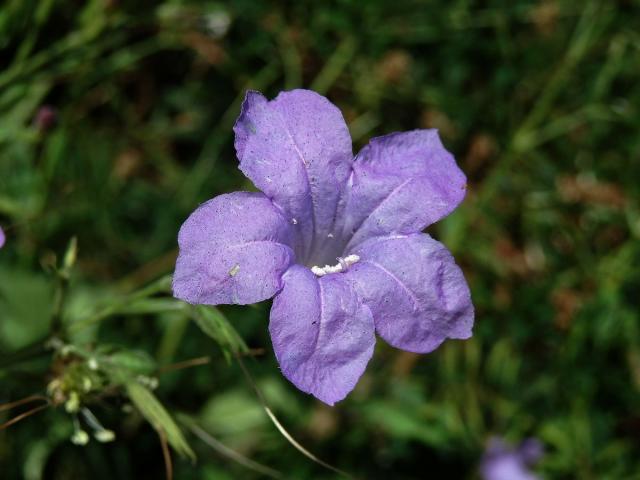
173;89;474;405
0;226;5;249
33;105;57;132
480;437;544;480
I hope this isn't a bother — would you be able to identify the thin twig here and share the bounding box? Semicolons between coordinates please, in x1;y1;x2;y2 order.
235;355;355;479
0;395;48;412
158;356;211;375
240;348;266;357
159;429;173;480
0;402;50;430
187;422;282;479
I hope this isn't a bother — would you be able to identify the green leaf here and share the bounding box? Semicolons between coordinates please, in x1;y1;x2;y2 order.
61;236;78;276
0;267;52;349
192;305;248;361
117;298;186;316
125;381;195;461
199;389;267;437
362;401;452;448
107;349;156;376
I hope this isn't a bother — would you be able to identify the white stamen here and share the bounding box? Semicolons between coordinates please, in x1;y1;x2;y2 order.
338;257;348;270
327;233;334;238
311;254;360;277
291;218;298;225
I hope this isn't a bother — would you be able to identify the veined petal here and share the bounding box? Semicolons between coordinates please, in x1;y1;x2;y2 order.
269;265;375;405
341;130;467;250
346;233;473;353
173;192;295;305
234;90;353;263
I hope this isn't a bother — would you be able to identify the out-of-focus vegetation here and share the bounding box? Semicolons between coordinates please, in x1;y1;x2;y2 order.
1;0;639;478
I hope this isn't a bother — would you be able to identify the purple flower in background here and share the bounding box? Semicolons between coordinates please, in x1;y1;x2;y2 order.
33;105;57;132
173;89;474;405
480;437;544;480
0;226;5;249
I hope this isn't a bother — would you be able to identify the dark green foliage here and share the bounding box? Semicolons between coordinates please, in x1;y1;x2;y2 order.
1;0;639;478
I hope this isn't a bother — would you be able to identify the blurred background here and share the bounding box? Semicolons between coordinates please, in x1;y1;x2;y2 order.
1;0;639;478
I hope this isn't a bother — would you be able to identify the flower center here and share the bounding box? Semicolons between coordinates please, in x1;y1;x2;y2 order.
310;254;360;277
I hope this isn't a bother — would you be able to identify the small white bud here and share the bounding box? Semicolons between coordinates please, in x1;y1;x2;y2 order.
71;429;90;446
65;392;80;413
47;379;61;395
60;345;74;357
95;429;116;443
136;375;159;390
87;358;99;370
82;377;93;392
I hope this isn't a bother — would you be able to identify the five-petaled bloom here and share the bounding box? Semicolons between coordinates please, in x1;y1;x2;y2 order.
173;89;474;405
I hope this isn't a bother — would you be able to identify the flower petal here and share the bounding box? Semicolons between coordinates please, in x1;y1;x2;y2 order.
347;233;473;353
269;264;375;405
173;192;295;305
234;90;353;264
341;130;467;250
